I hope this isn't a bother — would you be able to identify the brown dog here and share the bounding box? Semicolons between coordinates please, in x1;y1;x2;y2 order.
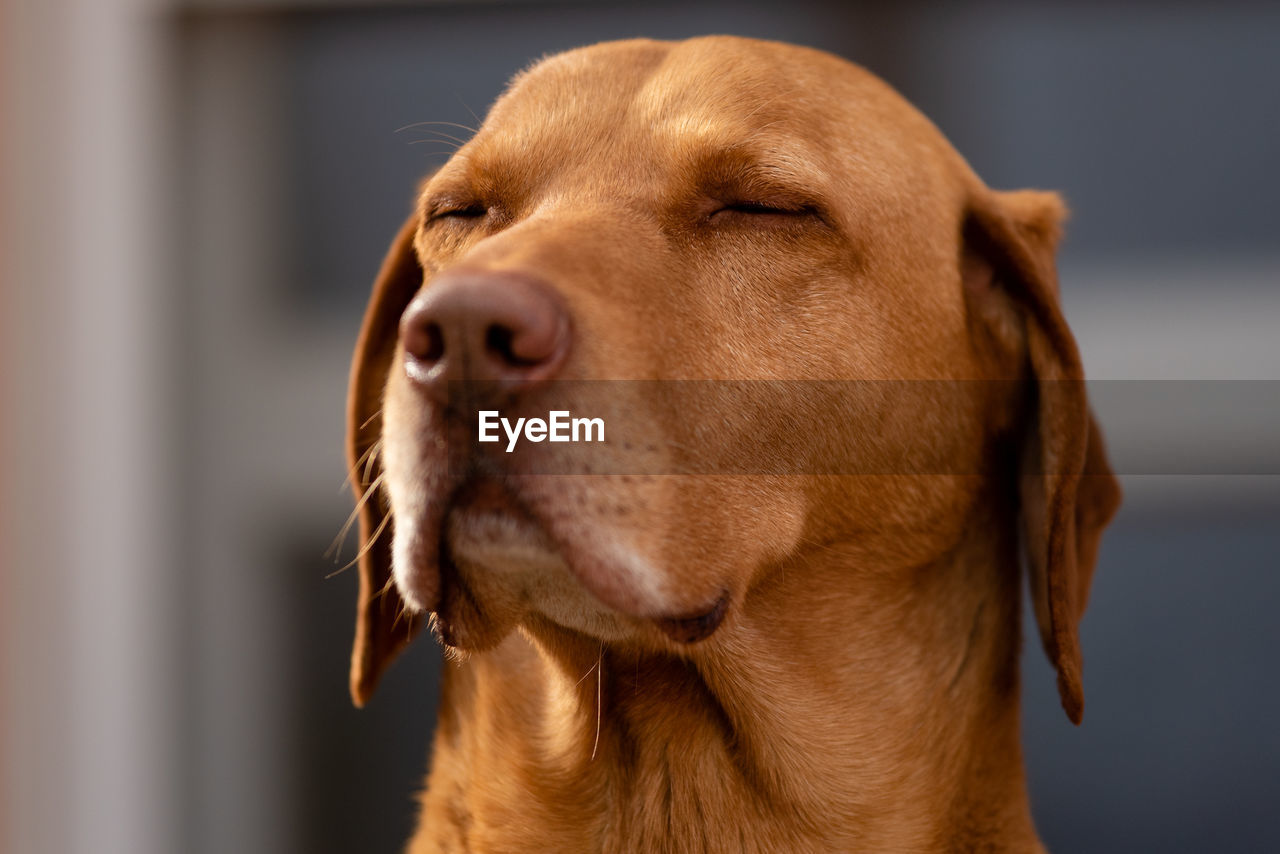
345;36;1120;853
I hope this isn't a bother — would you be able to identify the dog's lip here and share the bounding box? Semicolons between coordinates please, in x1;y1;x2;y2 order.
444;477;557;552
426;477;732;639
449;476;532;520
442;477;549;549
653;590;731;644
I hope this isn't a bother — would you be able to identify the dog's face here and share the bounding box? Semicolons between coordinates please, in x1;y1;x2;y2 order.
349;36;1119;721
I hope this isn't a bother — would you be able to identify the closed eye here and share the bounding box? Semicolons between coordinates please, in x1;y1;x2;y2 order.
430;204;487;221
719;201;804;215
709;200;823;226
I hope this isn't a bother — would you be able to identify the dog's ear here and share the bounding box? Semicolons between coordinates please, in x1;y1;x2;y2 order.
962;188;1122;724
346;211;424;707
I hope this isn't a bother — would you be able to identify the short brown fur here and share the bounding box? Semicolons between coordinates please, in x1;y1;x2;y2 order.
345;36;1120;853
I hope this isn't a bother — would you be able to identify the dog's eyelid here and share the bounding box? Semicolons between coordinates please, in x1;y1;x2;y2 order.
718;200;810;215
708;198;829;228
700;172;829;221
424;197;490;223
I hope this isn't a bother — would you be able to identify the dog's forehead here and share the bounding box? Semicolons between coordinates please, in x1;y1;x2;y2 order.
489;37;864;142
427;36;974;236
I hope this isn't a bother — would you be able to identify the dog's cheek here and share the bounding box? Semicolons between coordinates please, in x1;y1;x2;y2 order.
660;476;808;609
581;530;672;614
701;475;808;567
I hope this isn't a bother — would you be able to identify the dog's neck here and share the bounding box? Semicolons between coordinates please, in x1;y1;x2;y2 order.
412;513;1046;853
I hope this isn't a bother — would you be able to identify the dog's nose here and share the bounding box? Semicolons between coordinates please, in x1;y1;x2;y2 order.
400;270;570;399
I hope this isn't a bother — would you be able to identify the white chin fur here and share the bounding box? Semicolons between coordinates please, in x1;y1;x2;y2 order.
449;510;638;638
590;533;669;613
391;517;431;613
448;510;561;573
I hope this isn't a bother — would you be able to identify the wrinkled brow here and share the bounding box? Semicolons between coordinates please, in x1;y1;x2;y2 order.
419;150;524;206
681;144;829;204
421;129;832;211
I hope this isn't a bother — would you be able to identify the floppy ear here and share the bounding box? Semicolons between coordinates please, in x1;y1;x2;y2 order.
346;211;425;707
963;188;1122;724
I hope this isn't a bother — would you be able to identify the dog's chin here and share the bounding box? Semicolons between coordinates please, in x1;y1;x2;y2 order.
392;478;734;650
403;482;628;650
445;493;562;578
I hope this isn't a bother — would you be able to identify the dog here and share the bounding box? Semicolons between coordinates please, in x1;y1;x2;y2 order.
345;35;1121;853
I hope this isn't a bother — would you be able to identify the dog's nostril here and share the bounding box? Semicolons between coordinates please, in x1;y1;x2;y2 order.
420;323;445;362
403;313;446;364
485;324;513;361
485;324;541;367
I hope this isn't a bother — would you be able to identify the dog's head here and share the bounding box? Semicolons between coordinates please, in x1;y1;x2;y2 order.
345;37;1119;722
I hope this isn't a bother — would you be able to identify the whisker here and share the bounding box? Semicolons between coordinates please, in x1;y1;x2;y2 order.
363;439;383;485
338;439;383;494
591;642;604;760
325;478;390;578
327;470;385;558
395;119;479;135
455;95;482;130
374;568;398;601
359;510;394;566
391;604;420;634
413;129;471;146
407;139;463;152
574;657;600;687
356;439;381;470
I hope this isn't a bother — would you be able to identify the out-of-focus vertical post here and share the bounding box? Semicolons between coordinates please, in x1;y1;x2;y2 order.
1;1;179;853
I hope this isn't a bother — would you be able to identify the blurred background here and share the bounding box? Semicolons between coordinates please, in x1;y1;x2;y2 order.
3;1;1277;852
